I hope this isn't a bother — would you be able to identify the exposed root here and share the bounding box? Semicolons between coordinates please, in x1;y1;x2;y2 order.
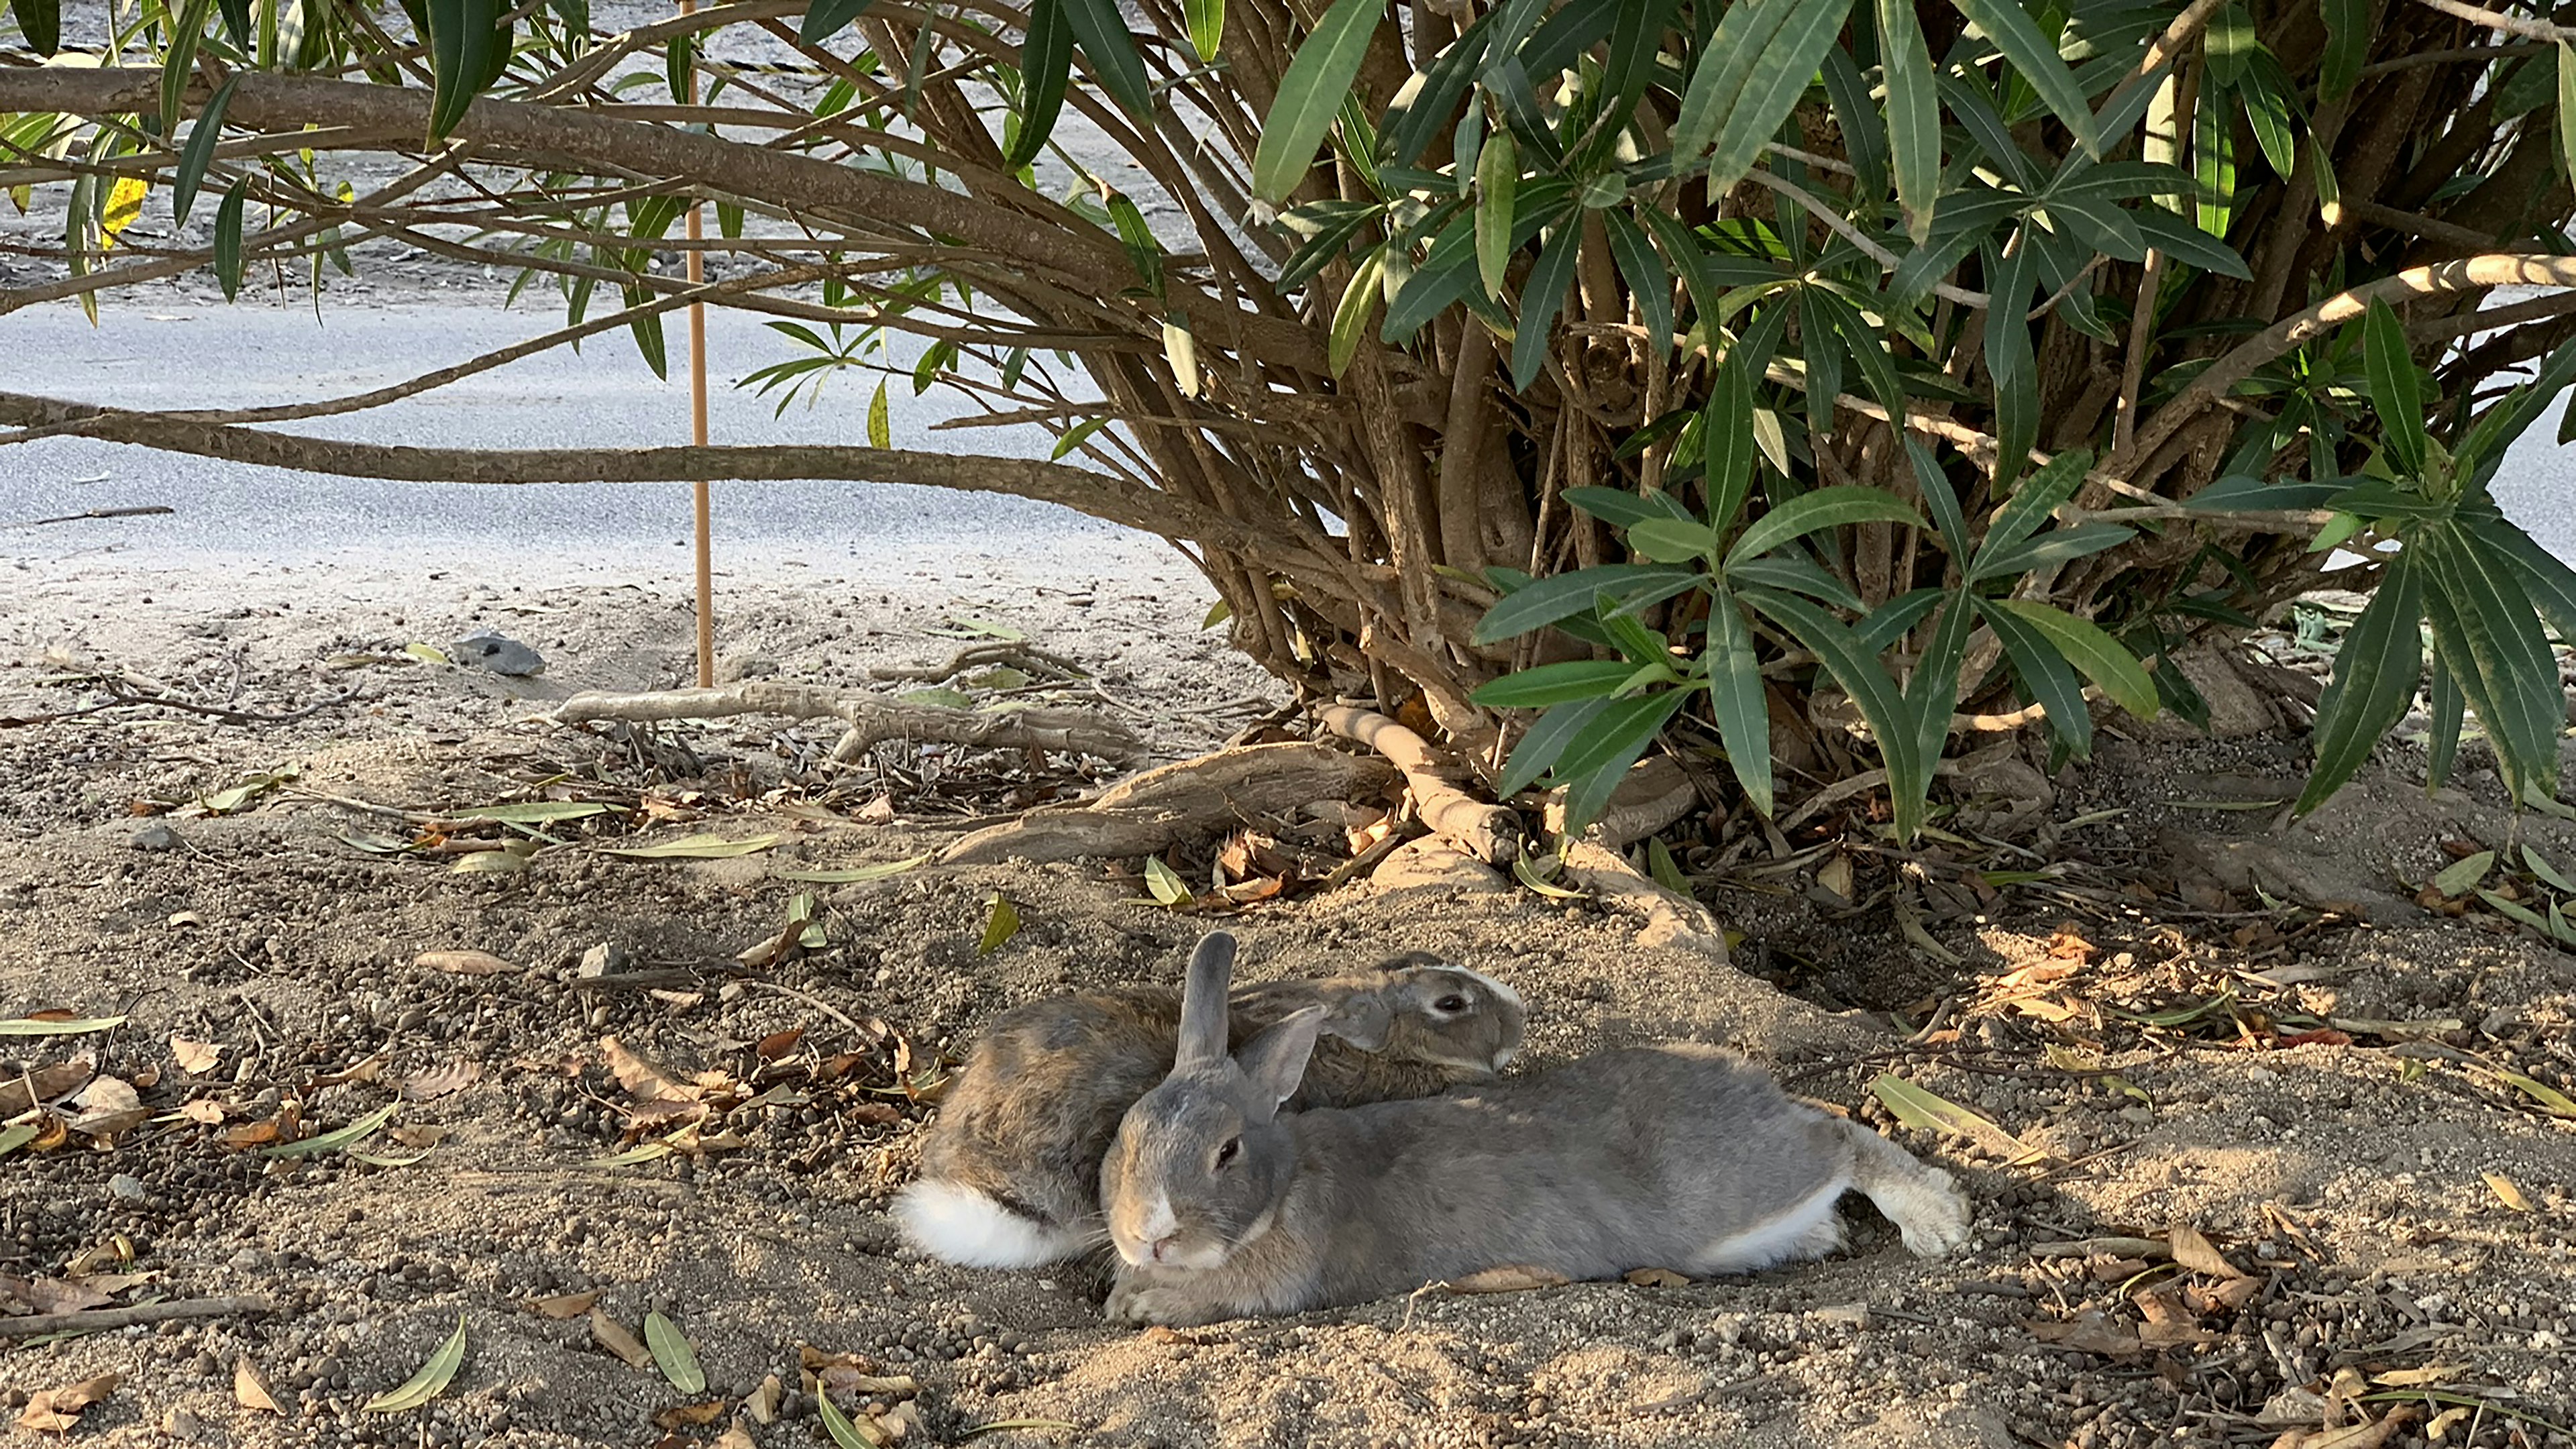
1546;757;1701;848
553;682;1142;763
1560;841;1733;965
1316;705;1520;865
867;641;1089;684
939;741;1397;866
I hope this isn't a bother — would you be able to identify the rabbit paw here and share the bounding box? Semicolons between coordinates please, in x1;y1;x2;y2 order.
1105;1278;1208;1328
1891;1171;1974;1258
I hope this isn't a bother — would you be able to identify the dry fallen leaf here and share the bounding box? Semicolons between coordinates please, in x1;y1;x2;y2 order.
308;1055;388;1088
235;1355;281;1413
402;1061;480;1102
16;1373;120;1433
1623;1267;1692;1288
415;950;514;975
0;1061;95;1117
221;1120;282;1148
389;1125;449;1149
2371;1364;2457;1389
526;1289;604;1320
2275;1410;2415;1449
2185;1276;2261;1315
590;1308;654;1368
2029;1313;2144;1356
2482;1173;2532;1213
746;1375;783;1426
653;1401;729;1430
168;1036;221;1075
178;1098;227;1125
714;1423;756;1449
66;1077;149;1138
1440;1265;1570;1295
2168;1224;2249;1280
755;1028;805;1061
15;1277;114;1313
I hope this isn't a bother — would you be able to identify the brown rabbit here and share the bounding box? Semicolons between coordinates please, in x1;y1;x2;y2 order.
894;932;1524;1268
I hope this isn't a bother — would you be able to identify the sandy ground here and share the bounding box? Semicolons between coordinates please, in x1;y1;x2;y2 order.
1;549;2573;1449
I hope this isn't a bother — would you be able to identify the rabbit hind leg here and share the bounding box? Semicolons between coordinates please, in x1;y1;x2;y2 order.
1686;1171;1851;1275
1841;1121;1972;1257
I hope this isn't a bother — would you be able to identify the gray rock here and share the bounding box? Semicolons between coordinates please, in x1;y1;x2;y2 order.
453;631;545;677
129;823;178;851
716;650;780;683
107;1173;146;1201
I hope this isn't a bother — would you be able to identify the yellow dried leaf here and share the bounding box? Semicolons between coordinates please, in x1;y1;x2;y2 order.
1439;1265;1570;1294
2482;1173;2532;1212
235;1356;280;1413
170;1036;221;1074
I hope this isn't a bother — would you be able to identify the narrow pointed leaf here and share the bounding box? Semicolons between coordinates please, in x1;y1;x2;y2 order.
1328;248;1385;378
425;0;504;142
1551;690;1691;831
1880;0;1938;240
2363;299;2427;476
1497;696;1611;798
1727;486;1926;567
1707;590;1774;818
1185;0;1222;62
799;0;874;42
213;180;247;299
1979;596;2096;755
1511;219;1582;389
2294;552;2423;816
1703;354;1757;532
1060;0;1156;117
363;1318;468;1413
1251;0;1385;202
1984;599;2157;719
1603;210;1672;354
8;0;58;54
173;77;239;228
1705;0;1857;195
1004;0;1072;168
2320;0;2367;99
642;1313;706;1395
1949;0;2099;156
1474;129;1517;299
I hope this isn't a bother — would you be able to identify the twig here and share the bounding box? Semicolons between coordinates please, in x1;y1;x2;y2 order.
96;682;356;725
1;1295;272;1338
737;979;866;1035
1316;704;1519;865
5;504;174;527
556;681;1142;762
1741;169;1990;308
2408;0;2576;42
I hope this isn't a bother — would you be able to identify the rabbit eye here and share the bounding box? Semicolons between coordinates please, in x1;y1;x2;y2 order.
1433;995;1469;1014
1214;1138;1240;1169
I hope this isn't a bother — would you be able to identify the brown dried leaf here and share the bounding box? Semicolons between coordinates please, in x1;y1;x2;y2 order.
755;1028;805;1061
2168;1224;2249;1279
816;1366;918;1398
746;1375;783;1426
847;1103;902;1126
388;1125;449;1149
2278;1412;2414;1449
1440;1265;1570;1295
169;1036;221;1075
2370;1364;2457;1388
310;1054;387;1087
16;1373;120;1433
402;1061;480;1102
653;1401;729;1429
2186;1276;2261;1315
221;1120;281;1148
2088;1256;2155;1282
600;1036;691;1104
714;1425;756;1449
19;1277;114;1313
179;1098;227;1125
590;1308;654;1368
2029;1314;2144;1356
66;1077;148;1138
526;1289;604;1320
415;950;515;976
0;1061;95;1116
1624;1267;1692;1288
234;1355;280;1413
2047;926;2097;962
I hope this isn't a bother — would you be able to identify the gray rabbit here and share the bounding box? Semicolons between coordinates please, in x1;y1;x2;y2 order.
894;934;1524;1269
1097;935;1972;1326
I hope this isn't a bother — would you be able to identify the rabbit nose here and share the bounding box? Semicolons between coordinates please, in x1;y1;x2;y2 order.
1146;1234;1180;1264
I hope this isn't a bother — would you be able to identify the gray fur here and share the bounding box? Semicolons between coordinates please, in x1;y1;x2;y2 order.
1098;952;1971;1325
901;932;1526;1258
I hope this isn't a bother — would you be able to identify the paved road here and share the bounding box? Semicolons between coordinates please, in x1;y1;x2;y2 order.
6;297;2576;568
0;299;1126;570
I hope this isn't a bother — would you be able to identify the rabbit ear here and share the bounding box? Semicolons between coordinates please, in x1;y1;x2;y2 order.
1321;994;1392;1051
1175;931;1238;1068
1234;1006;1327;1118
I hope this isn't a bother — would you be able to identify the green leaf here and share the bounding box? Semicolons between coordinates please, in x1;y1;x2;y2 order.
363;1317;468;1413
1707;590;1774;818
160;0;213;142
1184;0;1222;61
1974;448;2088;574
1727;486;1925;568
7;0;57;54
425;0;504;142
1497;698;1614;798
2432;849;2495;898
1474;129;1517;301
2131;206;2253;279
1251;0;1384;203
867;377;891;449
1870;1074;2043;1161
1948;0;2100;157
2426;659;2465;790
2526;844;2576;894
1511;852;1589;900
1741;587;1927;840
1472;564;1702;645
1004;0;1072;168
172;76;237;229
818;1388;890;1448
2203;4;2255;87
775;853;933;883
1984;240;2041;486
2496;1071;2576;1118
2194;77;2236;237
1329;248;1385;378
2319;0;2367;101
799;0;873;42
600;833;782;859
449;843;535;874
1511;219;1581;390
1060;0;1156;117
1627;517;1723;563
0;1015;127;1036
1646;836;1689;895
2294;551;2424;816
978;894;1021;953
1564;486;1696;529
1688;0;1857;195
2361;299;2427;477
1983;600;2157;718
642;1312;706;1395
1142;854;1193;906
2416;525;2563;800
266;1102;398;1159
2558;44;2576;194
0;1122;38;1158
1979;595;2096;755
453;802;614;824
1603;210;1672;353
212;177;247;301
1551;690;1690;832
1703;355;1758;533
2241;50;2296;177
1904;439;1970;560
1473;660;1644;708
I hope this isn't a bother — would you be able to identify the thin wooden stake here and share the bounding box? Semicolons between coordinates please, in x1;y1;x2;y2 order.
682;0;714;687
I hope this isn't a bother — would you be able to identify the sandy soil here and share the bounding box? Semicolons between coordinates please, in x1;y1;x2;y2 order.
2;550;2574;1449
